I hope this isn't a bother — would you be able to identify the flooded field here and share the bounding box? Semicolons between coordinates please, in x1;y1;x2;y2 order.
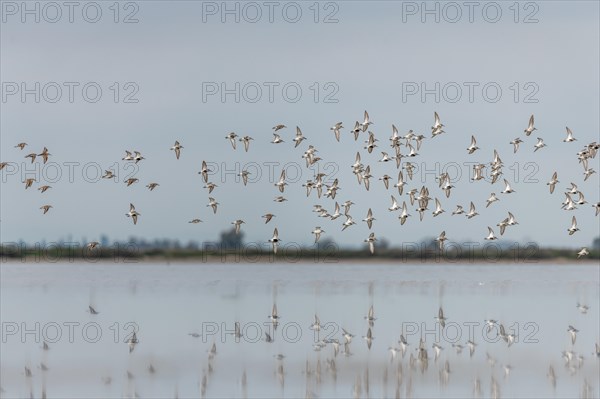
1;262;599;398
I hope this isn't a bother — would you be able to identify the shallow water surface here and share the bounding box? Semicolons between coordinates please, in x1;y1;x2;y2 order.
1;262;599;398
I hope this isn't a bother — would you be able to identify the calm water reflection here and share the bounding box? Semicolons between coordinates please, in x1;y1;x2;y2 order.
1;262;599;398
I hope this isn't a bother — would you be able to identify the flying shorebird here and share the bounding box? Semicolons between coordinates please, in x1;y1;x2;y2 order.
399;201;411;225
547;172;558;194
238;170;251;186
501;179;516;194
342;215;356;231
594;202;600;216
435;231;447;251
567;216;579;235
38;147;50;163
583;168;596;181
146;183;159;191
486;193;499;207
534;137;546;152
407;143;419;157
268;228;281;254
484;227;498;240
360;110;373;132
342;200;354;215
40;205;52;214
170;140;183;159
330;122;343;142
293;126;306;148
273;124;286;132
25;153;36;163
452;205;464;215
126;203;140;225
87;241;100;249
15;142;27;150
362;165;372;190
577;248;589;259
262;213;275;224
466;202;479;219
432;198;444;217
467;135;479;154
188;219;202;224
566;182;578;195
575;191;587;205
225;132;238;149
510;137;523;153
432;111;444;133
133;151;145;163
312;226;325;243
471;164;485;181
207;197;219;214
199;160;211;183
379;174;391;189
362;208;375;229
125;178;138;187
364;233;376;254
274;170;287;192
524;114;536;136
378;152;394;163
562;193;577;211
239;136;253;152
330;202;342;220
394;171;407;195
404;162;415;180
389;195;400;211
203;182;217;193
273;196;287;203
122;150;134;161
37;185;51;193
563;127;577;142
350;121;362;140
231;219;245;235
102;170;114;179
271;133;284;144
88;305;99;315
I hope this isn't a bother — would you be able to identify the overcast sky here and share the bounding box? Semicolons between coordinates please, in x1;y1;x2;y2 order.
1;1;599;250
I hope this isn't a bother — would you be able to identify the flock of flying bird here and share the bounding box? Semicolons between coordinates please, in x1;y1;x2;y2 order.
1;111;599;255
2;111;599;397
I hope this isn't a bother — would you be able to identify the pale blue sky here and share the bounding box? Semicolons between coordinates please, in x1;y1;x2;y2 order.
1;1;599;249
